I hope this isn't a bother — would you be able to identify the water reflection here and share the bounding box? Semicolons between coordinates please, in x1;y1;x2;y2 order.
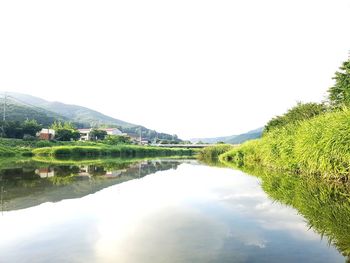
0;160;346;263
0;158;185;212
206;159;350;261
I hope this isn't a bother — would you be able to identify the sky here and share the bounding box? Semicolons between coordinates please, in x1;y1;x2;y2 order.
0;0;350;139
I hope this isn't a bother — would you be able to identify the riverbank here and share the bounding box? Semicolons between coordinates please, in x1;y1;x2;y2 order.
199;109;350;181
0;138;196;159
32;145;194;158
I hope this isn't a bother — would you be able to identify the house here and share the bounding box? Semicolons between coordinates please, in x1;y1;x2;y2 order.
78;128;93;141
78;128;124;141
37;128;55;140
35;167;55;178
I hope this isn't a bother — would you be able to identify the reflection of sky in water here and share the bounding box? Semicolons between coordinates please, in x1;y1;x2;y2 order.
0;163;345;263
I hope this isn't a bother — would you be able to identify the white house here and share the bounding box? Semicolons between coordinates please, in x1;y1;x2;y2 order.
78;128;124;141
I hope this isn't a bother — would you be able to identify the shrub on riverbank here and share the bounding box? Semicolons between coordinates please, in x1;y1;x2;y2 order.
198;144;235;160
32;145;194;158
220;109;350;180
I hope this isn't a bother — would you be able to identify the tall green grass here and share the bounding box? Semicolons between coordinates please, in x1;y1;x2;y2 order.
220;109;350;180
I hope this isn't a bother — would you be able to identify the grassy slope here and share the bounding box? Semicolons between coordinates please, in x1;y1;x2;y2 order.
219;109;350;180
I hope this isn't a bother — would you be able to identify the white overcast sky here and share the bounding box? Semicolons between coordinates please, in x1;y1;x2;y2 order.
1;0;350;139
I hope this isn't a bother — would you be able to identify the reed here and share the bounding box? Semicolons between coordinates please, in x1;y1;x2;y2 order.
220;109;350;180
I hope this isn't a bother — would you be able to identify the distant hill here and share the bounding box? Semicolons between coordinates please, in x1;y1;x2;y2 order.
0;97;69;126
5;92;135;128
191;127;263;144
1;92;181;142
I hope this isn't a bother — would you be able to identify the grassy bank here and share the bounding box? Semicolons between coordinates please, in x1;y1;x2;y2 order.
32;145;195;158
219;109;350;180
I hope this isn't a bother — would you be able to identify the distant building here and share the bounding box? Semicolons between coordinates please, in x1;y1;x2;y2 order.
140;140;149;145
37;129;55;140
78;128;124;141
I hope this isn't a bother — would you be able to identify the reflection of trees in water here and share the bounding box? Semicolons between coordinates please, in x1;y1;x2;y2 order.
259;171;350;258
0;159;184;212
204;158;350;259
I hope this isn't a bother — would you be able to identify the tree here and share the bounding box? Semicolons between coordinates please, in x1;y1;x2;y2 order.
328;59;350;108
89;129;107;141
264;102;327;133
55;128;80;141
50;121;80;141
22;119;42;137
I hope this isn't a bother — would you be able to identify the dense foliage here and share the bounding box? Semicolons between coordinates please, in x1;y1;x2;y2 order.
0;119;42;139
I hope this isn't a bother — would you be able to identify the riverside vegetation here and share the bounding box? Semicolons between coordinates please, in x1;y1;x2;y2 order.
0;138;194;159
202;58;350;181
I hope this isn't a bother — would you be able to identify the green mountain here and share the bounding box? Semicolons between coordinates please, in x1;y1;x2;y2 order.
0;97;69;126
1;92;181;142
5;92;134;128
191;128;263;144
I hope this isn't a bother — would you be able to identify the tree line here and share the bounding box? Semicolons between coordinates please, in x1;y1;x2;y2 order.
0;119;133;143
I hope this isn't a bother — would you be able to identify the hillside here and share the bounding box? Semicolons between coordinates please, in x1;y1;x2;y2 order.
191;128;263;144
5;92;135;128
0;97;69;126
1;92;181;142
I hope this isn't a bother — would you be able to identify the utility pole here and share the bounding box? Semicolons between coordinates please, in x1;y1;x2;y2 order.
139;127;142;144
1;93;6;138
3;93;6;122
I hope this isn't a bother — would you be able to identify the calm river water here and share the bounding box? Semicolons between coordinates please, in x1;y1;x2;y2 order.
0;159;348;263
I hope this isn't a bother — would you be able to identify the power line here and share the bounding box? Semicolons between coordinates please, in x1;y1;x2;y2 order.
5;95;48;113
2;95;65;119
